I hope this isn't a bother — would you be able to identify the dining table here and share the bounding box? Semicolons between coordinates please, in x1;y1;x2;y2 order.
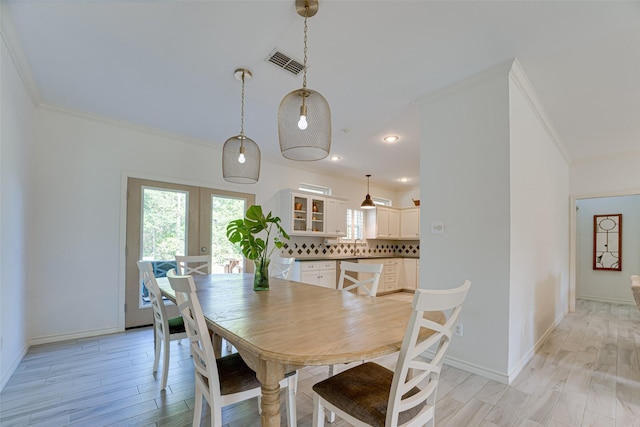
157;273;444;427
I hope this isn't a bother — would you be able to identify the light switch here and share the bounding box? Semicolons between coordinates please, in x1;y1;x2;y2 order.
430;221;444;234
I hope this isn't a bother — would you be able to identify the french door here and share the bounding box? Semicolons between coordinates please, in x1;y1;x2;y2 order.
125;177;254;328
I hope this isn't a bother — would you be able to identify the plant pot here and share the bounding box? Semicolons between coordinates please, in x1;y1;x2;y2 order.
253;258;270;291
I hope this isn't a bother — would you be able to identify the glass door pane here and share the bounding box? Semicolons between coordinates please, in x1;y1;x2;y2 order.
209;196;245;273
140;187;188;305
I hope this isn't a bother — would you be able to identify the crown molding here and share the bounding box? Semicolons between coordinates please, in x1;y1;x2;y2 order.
508;58;570;164
414;57;571;165
39;102;223;152
0;1;42;106
412;58;514;106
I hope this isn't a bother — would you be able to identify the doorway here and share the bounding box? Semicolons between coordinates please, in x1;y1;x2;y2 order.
124;177;254;328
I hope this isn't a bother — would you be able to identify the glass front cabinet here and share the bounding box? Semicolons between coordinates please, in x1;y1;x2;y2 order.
289;192;325;235
280;190;347;237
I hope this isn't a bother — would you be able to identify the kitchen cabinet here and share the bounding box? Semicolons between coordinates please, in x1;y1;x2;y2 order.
291;260;337;289
401;258;417;290
365;207;400;239
325;198;347;236
357;258;401;295
280;189;348;237
282;191;326;236
400;207;420;239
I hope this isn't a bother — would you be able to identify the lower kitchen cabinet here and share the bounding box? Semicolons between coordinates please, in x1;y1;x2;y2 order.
357;258;401;295
290;260;337;289
401;258;417;290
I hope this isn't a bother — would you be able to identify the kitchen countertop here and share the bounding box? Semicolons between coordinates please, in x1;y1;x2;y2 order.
294;256;419;262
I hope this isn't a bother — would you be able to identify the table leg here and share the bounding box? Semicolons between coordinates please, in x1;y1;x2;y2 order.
256;359;285;427
212;333;223;359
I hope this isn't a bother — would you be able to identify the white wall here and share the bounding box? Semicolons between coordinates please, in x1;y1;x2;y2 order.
0;20;36;388
419;63;512;381
571;153;640;196
508;71;569;378
576;195;640;303
28;105;399;342
418;60;571;383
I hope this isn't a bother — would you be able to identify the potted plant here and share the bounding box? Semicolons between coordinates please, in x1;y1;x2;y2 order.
226;205;290;291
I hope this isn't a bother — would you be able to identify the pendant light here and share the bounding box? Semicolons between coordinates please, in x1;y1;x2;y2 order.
361;174;376;209
222;68;261;184
278;0;331;161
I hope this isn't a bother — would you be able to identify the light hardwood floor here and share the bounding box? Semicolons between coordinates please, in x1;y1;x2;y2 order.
1;298;639;427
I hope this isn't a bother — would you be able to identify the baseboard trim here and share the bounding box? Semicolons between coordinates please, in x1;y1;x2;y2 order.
443;355;510;384
30;327;123;346
0;342;29;393
507;309;568;383
577;295;636;306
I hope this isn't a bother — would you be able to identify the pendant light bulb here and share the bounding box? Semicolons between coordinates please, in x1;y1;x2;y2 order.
298;101;308;130
238;145;246;164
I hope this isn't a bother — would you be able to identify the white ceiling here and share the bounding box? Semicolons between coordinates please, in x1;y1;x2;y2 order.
5;1;640;190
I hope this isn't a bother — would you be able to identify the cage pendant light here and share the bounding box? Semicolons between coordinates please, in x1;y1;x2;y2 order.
361;174;376;209
223;68;261;183
278;0;331;161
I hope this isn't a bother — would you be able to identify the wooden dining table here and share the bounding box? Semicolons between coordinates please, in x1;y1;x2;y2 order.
157;273;444;427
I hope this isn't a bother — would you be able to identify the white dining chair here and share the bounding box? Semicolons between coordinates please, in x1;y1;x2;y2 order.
176;255;212;276
270;256;296;279
337;261;383;297
166;269;298;427
324;260;385;422
137;261;187;390
312;280;471;427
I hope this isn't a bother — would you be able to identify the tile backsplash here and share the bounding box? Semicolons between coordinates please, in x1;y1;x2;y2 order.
278;236;420;259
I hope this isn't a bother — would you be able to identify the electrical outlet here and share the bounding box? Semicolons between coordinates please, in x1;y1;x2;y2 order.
454;323;463;337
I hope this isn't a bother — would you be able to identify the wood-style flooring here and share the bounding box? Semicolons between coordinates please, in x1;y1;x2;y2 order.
1;298;639;427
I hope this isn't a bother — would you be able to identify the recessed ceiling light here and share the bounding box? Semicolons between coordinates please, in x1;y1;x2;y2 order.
383;135;399;143
330;155;341;161
400;177;409;183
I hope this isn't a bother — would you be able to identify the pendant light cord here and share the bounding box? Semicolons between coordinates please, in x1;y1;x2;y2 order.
302;6;308;90
240;71;246;139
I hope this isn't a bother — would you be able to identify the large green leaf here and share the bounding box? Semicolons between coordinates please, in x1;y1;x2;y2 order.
226;205;289;261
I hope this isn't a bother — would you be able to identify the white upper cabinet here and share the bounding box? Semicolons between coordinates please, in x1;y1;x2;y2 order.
400;207;420;239
280;189;347;237
365;206;400;239
286;191;326;235
326;198;347;236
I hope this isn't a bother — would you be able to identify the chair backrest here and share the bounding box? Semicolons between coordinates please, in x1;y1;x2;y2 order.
270;256;295;279
337;261;383;297
175;255;212;276
386;280;471;426
631;275;640;309
166;269;222;398
137;261;171;340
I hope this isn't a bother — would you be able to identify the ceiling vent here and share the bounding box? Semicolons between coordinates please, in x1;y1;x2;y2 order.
266;49;304;76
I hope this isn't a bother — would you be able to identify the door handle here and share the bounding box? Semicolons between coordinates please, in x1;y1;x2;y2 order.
201;247;207;253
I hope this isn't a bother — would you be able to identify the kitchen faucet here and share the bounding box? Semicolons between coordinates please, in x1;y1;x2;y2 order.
354;238;363;256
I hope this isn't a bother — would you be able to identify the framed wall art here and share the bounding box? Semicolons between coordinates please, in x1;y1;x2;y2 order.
593;213;622;271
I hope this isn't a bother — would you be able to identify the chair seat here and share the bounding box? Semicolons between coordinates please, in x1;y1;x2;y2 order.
167;316;186;335
312;362;425;427
217;353;263;395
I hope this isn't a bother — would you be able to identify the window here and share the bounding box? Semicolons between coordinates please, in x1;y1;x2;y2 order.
372;197;392;206
345;209;364;240
299;183;331;195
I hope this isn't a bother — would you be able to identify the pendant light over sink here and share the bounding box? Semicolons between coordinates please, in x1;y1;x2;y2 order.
278;0;331;161
361;174;376;209
222;68;261;184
